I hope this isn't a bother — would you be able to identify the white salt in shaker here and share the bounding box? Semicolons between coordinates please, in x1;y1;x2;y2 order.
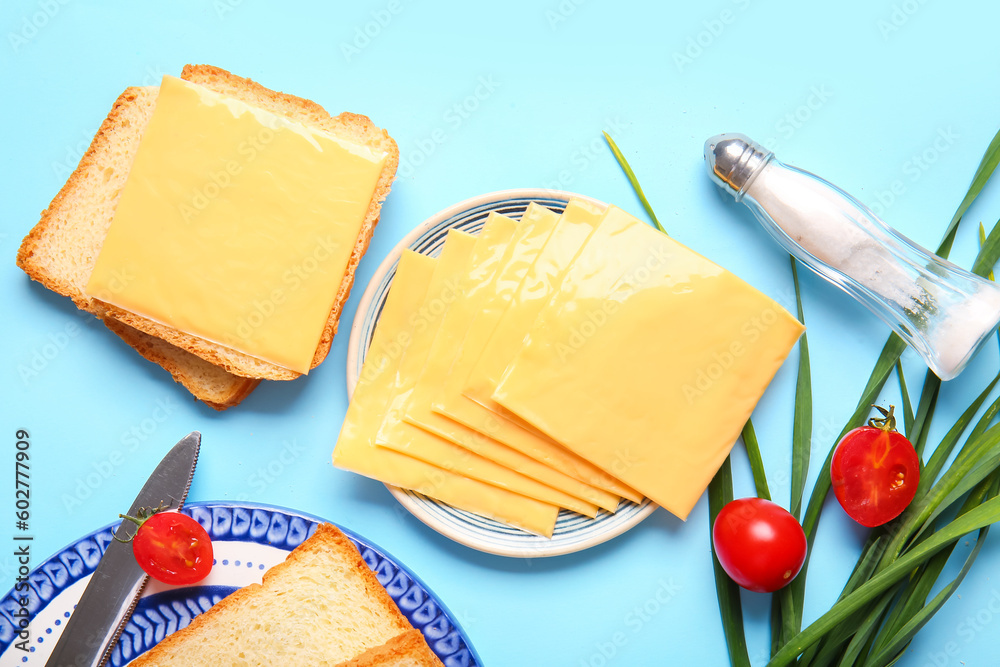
704;132;1000;380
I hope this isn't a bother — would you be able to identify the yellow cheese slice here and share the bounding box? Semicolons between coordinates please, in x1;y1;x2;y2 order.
463;198;604;412
405;205;620;512
379;215;618;515
86;75;387;374
333;249;558;537
413;204;640;504
493;207;805;520
373;230;600;517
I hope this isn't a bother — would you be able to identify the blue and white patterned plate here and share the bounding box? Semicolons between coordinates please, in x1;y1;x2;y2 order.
346;189;658;558
0;501;480;666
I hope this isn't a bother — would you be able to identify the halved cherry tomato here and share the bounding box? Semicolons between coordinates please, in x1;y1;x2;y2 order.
712;498;807;593
120;509;213;585
830;405;920;528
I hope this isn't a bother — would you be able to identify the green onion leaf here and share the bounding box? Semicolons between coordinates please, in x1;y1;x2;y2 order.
832;595;895;667
972;215;1000;278
896;362;914;439
909;424;1000;543
880;414;1000;569
795;536;887;666
873;552;951;657
603;132;665;233
771;586;798;660
769;494;1000;666
709;457;751;667
865;528;988;667
980;222;996;281
772;258;812;657
741;419;771;501
908;371;941;459
936;126;1000;257
800;332;906;541
783;335;906;658
790;257;813;521
916;374;1000;500
868;471;999;665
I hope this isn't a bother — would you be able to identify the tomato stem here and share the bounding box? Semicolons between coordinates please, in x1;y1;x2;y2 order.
112;500;172;544
867;404;897;433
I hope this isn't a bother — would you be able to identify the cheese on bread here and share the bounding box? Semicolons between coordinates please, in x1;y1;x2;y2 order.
17;65;398;407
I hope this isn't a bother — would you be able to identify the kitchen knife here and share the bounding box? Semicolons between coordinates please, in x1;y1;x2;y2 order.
44;431;201;667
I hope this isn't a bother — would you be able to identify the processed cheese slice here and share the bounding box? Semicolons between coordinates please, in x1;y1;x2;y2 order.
373;230;600;517
333;250;559;537
416;204;640;504
405;205;558;442
493;207;805;520
402;207;628;510
463;199;604;413
87;75;387;373
379;215;618;514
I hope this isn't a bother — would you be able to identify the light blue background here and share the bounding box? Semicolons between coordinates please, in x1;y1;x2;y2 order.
3;1;1000;665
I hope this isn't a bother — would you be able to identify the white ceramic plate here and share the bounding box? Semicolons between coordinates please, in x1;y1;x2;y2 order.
346;189;657;558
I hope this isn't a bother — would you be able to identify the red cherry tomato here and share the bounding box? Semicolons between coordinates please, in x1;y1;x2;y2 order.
830;405;920;528
128;511;213;585
712;498;807;593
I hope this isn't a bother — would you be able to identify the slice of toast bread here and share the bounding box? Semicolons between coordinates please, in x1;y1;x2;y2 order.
16;65;398;405
103;317;261;410
335;629;445;667
128;523;421;666
15;84;256;409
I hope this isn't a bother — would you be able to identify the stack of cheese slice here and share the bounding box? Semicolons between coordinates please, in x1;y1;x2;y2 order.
333;200;804;536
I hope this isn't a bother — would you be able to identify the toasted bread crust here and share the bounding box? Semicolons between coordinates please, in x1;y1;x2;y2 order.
130;523;414;666
16;86;154;310
334;630;445;667
102;318;260;410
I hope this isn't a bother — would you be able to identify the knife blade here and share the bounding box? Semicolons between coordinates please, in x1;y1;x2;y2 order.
44;431;201;667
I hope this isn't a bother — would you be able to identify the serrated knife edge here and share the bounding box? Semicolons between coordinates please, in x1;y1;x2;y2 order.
45;432;201;667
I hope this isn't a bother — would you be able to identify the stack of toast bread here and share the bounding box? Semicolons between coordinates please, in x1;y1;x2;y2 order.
16;65;398;409
130;523;444;666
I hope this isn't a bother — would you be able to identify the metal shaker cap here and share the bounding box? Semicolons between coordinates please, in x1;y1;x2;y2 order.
704;133;773;201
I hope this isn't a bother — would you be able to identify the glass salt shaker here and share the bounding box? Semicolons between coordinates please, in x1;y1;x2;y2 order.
704;133;1000;380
